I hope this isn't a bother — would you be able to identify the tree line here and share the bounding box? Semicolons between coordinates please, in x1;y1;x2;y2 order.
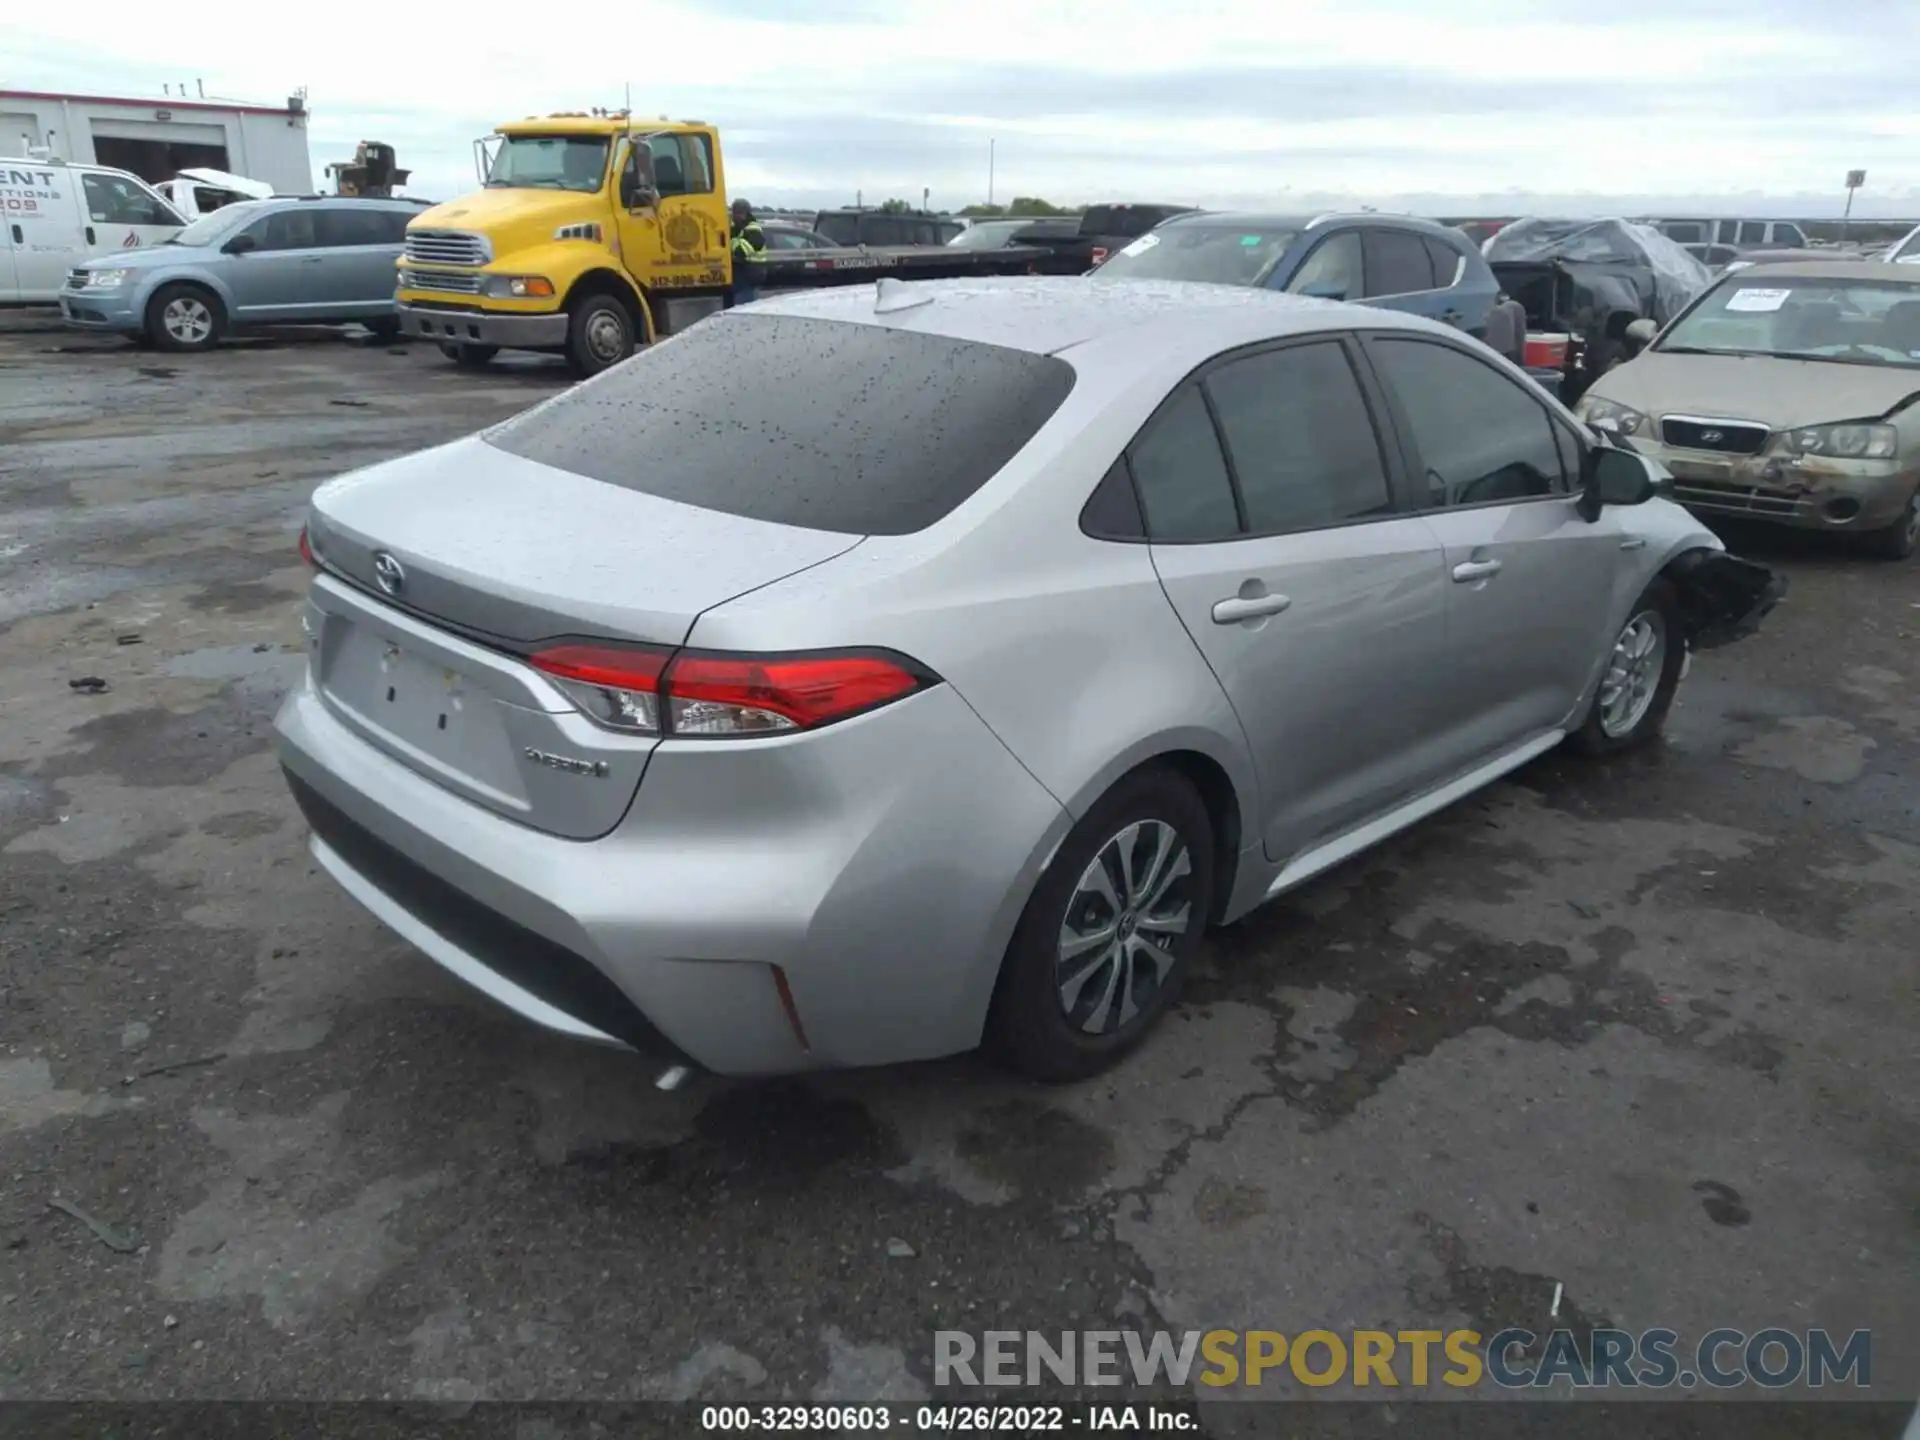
871;197;1080;217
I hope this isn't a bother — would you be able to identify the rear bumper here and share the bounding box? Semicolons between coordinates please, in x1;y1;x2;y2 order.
398;302;568;349
273;668;1068;1076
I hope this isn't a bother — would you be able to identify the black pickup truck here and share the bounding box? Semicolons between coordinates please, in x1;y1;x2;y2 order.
750;209;1045;291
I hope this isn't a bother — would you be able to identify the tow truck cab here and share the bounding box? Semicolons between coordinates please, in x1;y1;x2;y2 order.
395;112;733;375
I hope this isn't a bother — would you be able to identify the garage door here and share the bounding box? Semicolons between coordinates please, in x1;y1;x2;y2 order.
91;118;228;148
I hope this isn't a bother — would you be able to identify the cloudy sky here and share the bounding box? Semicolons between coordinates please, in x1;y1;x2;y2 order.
10;0;1919;214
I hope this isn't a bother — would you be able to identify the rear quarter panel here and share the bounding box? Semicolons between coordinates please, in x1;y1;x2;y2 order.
681;364;1263;850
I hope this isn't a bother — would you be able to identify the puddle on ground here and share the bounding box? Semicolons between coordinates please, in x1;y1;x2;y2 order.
162;644;308;701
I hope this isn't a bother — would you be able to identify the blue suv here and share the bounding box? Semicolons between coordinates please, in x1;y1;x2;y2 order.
1090;211;1499;339
60;195;429;352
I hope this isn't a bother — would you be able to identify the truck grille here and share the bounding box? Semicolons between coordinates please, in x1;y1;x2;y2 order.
1660;416;1770;455
403;268;483;295
404;230;489;266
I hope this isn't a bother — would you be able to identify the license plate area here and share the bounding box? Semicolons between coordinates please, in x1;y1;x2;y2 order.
318;618;528;811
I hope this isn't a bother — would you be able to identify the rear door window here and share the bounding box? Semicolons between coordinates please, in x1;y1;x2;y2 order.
485;314;1075;536
1422;236;1463;288
1362;229;1437;297
318;207;403;246
1204;341;1394;534
1127;385;1241;542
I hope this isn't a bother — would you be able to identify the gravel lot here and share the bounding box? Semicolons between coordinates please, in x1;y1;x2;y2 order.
1;310;1915;1423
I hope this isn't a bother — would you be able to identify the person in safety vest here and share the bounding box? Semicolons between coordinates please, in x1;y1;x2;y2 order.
729;199;767;307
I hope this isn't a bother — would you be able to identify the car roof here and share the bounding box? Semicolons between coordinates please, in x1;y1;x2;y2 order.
1722;259;1920;283
744;275;1451;369
1166;210;1468;241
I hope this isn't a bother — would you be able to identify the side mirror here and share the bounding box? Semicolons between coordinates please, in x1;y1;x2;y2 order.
221;233;256;255
1623;317;1658;355
1577;444;1663;521
1299;282;1348;301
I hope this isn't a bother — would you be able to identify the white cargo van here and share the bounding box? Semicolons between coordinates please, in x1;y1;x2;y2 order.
1;158;186;303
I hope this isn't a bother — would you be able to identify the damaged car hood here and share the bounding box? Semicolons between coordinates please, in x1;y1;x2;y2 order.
1592;350;1920;428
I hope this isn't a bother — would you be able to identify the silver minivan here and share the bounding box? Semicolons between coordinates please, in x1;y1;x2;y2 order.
59;195;428;350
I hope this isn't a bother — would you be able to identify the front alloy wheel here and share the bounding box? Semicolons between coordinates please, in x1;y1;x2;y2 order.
1056;820;1193;1035
1568;578;1686;756
1597;609;1666;739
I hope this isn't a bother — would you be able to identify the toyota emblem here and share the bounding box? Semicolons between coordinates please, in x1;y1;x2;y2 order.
372;551;406;596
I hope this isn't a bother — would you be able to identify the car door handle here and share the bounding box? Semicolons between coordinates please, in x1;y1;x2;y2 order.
299;256;326;264
1212;593;1292;624
1619;537;1647;551
1451;559;1503;583
85;226;96;245
9;225;20;244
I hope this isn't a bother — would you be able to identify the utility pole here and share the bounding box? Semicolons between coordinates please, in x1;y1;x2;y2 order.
988;138;995;209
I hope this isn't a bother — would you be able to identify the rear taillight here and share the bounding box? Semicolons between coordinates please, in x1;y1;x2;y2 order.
298;524;317;568
529;644;670;734
1090;247;1108;265
528;644;933;739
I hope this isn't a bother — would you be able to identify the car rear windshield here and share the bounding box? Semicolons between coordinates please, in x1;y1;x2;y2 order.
1092;225;1299;286
483;314;1077;536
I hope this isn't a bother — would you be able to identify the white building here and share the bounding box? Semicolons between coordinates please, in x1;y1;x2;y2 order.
0;88;313;194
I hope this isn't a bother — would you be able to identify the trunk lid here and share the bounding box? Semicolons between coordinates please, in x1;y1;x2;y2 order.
307;435;862;647
303;436;862;838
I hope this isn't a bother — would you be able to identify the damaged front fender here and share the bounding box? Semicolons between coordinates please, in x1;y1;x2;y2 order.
1664;548;1786;650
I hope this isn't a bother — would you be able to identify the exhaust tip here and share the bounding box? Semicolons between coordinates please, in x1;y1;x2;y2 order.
654;1063;694;1092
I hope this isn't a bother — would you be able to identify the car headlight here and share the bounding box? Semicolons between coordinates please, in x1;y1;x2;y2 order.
1577;396;1649;436
1790;423;1898;460
481;274;556;299
84;269;132;289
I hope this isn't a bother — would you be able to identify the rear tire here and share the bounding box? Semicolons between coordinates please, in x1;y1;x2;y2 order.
440;342;497;368
565;287;638;378
1857;490;1918;561
145;283;224;352
987;767;1214;1081
1567;579;1686;756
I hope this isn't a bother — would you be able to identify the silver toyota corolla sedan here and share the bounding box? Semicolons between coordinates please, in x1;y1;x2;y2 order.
275;278;1781;1082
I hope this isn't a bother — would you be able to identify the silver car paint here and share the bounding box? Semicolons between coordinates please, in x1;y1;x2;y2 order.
278;277;1728;1075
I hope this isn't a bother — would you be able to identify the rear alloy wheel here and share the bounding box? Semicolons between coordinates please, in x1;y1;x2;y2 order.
988;768;1213;1080
146;284;223;352
1858;490;1919;561
566;290;636;377
1568;579;1687;755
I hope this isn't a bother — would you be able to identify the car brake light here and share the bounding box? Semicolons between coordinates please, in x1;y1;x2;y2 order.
298;524;317;568
1091;246;1108;264
529;643;670;734
666;651;928;736
527;644;933;738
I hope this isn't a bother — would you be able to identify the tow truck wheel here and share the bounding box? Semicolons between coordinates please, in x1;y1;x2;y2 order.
439;343;498;368
1858;491;1919;562
565;289;636;378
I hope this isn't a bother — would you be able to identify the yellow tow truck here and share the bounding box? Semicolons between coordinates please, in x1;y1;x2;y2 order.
395;111;736;376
